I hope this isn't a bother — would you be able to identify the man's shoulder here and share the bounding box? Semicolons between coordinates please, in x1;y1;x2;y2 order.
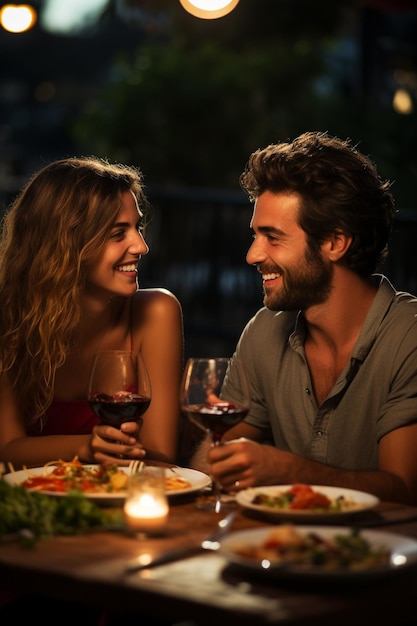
389;286;417;321
247;306;298;321
243;307;298;339
376;280;417;346
376;275;417;310
374;275;417;326
392;289;417;309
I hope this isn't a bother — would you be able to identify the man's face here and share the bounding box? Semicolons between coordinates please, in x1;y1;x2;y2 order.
246;190;332;310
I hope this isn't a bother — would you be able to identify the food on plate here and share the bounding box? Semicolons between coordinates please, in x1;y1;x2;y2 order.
18;457;191;494
251;483;363;512
232;524;390;571
164;474;192;491
21;459;128;493
0;474;123;546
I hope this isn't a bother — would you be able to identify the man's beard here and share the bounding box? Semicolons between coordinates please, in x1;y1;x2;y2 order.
263;245;332;311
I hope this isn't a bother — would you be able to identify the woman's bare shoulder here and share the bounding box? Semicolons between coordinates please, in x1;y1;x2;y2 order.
132;288;182;318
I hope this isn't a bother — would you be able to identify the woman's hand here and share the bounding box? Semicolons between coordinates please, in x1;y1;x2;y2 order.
84;421;146;465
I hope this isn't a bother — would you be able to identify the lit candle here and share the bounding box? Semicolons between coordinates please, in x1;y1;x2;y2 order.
124;467;169;534
124;492;169;533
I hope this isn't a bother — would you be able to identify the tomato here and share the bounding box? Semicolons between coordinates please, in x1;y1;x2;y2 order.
80;481;96;491
49;480;68;493
289;484;314;496
290;488;331;510
22;476;67;492
51;466;67;476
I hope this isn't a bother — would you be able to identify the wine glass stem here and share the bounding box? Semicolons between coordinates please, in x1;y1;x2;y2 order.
210;436;223;513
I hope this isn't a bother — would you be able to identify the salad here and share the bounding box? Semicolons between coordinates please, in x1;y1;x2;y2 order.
251;483;361;512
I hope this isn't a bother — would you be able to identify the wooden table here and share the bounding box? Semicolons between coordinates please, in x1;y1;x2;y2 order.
1;493;417;626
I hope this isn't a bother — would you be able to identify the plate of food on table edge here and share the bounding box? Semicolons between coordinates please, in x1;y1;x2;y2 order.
218;523;417;581
3;457;211;505
235;483;380;521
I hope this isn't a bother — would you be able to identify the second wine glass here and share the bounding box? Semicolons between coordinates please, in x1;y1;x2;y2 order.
88;350;152;430
180;357;250;512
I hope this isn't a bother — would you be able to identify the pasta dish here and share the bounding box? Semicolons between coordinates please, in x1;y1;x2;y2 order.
18;458;191;494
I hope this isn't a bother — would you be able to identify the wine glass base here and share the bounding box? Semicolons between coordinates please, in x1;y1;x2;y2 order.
194;494;238;513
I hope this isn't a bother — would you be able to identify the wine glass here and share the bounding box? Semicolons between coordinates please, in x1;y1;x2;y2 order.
88;350;152;435
180;357;251;512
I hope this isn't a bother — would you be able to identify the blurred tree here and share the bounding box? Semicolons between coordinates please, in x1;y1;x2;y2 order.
72;0;417;209
72;0;351;184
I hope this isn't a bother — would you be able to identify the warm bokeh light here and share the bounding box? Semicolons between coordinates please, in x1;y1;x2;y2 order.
393;88;413;114
0;4;37;33
178;0;240;20
41;0;107;35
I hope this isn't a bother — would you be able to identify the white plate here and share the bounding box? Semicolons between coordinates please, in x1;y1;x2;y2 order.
235;485;379;521
3;465;211;506
219;525;417;581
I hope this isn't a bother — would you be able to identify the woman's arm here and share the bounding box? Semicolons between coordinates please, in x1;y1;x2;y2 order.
132;288;184;464
0;289;184;469
0;372;94;468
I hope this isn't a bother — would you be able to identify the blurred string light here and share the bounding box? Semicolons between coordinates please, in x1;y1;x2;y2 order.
392;69;416;114
41;0;108;34
393;88;413;114
178;0;240;20
0;4;37;33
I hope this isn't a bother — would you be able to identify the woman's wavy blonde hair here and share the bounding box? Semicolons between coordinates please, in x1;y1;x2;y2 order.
0;156;148;428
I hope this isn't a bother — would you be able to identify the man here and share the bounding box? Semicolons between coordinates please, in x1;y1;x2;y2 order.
192;131;417;505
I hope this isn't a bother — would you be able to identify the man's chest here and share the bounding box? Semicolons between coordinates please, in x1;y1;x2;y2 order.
304;344;353;406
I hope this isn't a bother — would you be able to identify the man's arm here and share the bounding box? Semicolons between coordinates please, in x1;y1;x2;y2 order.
378;423;417;502
205;423;417;505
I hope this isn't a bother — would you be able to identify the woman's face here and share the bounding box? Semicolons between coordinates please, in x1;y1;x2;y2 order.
85;190;149;299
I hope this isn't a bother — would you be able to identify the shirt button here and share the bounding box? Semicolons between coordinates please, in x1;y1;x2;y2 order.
316;431;323;437
305;388;310;394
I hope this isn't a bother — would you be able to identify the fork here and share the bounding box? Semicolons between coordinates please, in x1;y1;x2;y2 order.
125;510;237;573
128;459;144;476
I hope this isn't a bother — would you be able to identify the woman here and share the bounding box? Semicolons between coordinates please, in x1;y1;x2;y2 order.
0;156;183;470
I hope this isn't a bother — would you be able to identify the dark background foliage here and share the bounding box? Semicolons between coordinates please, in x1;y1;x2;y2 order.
1;0;417;357
70;0;417;210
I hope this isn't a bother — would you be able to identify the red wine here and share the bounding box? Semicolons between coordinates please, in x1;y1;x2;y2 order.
89;392;151;427
183;402;248;442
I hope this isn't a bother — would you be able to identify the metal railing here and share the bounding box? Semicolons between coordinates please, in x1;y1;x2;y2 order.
142;186;417;359
2;181;416;359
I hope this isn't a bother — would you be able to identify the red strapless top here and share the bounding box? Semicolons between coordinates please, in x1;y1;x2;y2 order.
31;399;99;436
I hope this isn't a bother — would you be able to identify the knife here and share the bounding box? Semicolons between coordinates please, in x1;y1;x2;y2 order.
125;510;236;573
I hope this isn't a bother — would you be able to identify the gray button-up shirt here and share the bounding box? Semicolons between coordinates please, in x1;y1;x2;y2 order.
225;275;417;471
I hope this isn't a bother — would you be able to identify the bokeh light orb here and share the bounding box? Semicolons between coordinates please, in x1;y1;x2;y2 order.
0;4;37;33
179;0;240;20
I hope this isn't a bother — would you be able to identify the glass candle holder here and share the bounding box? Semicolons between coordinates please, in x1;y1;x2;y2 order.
124;467;169;535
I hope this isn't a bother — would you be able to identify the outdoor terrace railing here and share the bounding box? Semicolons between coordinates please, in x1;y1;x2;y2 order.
143;186;417;359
